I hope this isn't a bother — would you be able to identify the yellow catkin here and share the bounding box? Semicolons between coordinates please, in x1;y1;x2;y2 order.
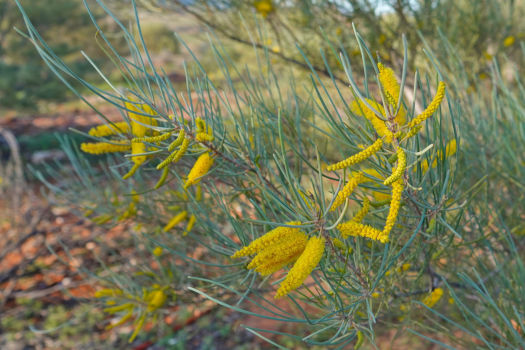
163;211;188;231
421;287;443;308
352;197;370;222
123;142;147;180
154;166;169;189
384;148;406;185
231;221;302;258
330;172;364;211
126;101;158;137
255;252;303;276
378;63;400;109
184;152;215;189
196;118;206;133
407;82;446;129
337;220;385;242
381;179;403;241
327;139;383;171
195;132;215;142
247;230;308;271
351;99;394;141
275;236;325;299
168;130;186;151
80;141;130;154
89;122;130;137
183;215;196;236
157;137;190;170
132;132;172;143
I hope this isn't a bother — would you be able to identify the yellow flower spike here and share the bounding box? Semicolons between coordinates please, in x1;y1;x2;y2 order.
132;132;172;143
337;221;384;242
256;252;303;277
183;215;196;236
154;166;169;189
157;137;190;170
330;172;364;211
163;211;188;232
254;0;274;18
103;303;134;314
327;139;383;171
195;118;206;133
80;141;131;154
231;221;302;258
94;288;123;298
407;82;446;129
105;310;133;330
381;179;403;241
89;121;130;137
247;230;308;271
168;130;186;151
129;312;146;343
378;62;401;110
184;152;215;189
352;197;370;223
421;287;443;308
122;142;147;180
351;100;394;142
383;148;406;186
275;236;325;299
125;101;158;138
153;247;163;257
195;132;215;142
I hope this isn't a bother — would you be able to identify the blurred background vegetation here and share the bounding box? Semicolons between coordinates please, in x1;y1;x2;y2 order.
1;0;524;349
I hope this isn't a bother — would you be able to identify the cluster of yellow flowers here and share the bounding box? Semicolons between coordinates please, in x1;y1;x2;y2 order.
232;222;325;298
94;284;169;342
327;62;446;244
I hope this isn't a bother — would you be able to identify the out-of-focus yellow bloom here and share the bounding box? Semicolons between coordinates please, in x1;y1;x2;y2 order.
164;211;188;231
352;197;370;222
417;139;457;174
80;141;131;154
153;246;163;256
184;152;214;189
183;215;196;236
253;0;274;18
422;287;443;308
89;121;130;137
275;236;325;299
503;35;516;47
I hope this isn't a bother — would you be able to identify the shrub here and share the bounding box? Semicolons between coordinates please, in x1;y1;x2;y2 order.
15;0;525;348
